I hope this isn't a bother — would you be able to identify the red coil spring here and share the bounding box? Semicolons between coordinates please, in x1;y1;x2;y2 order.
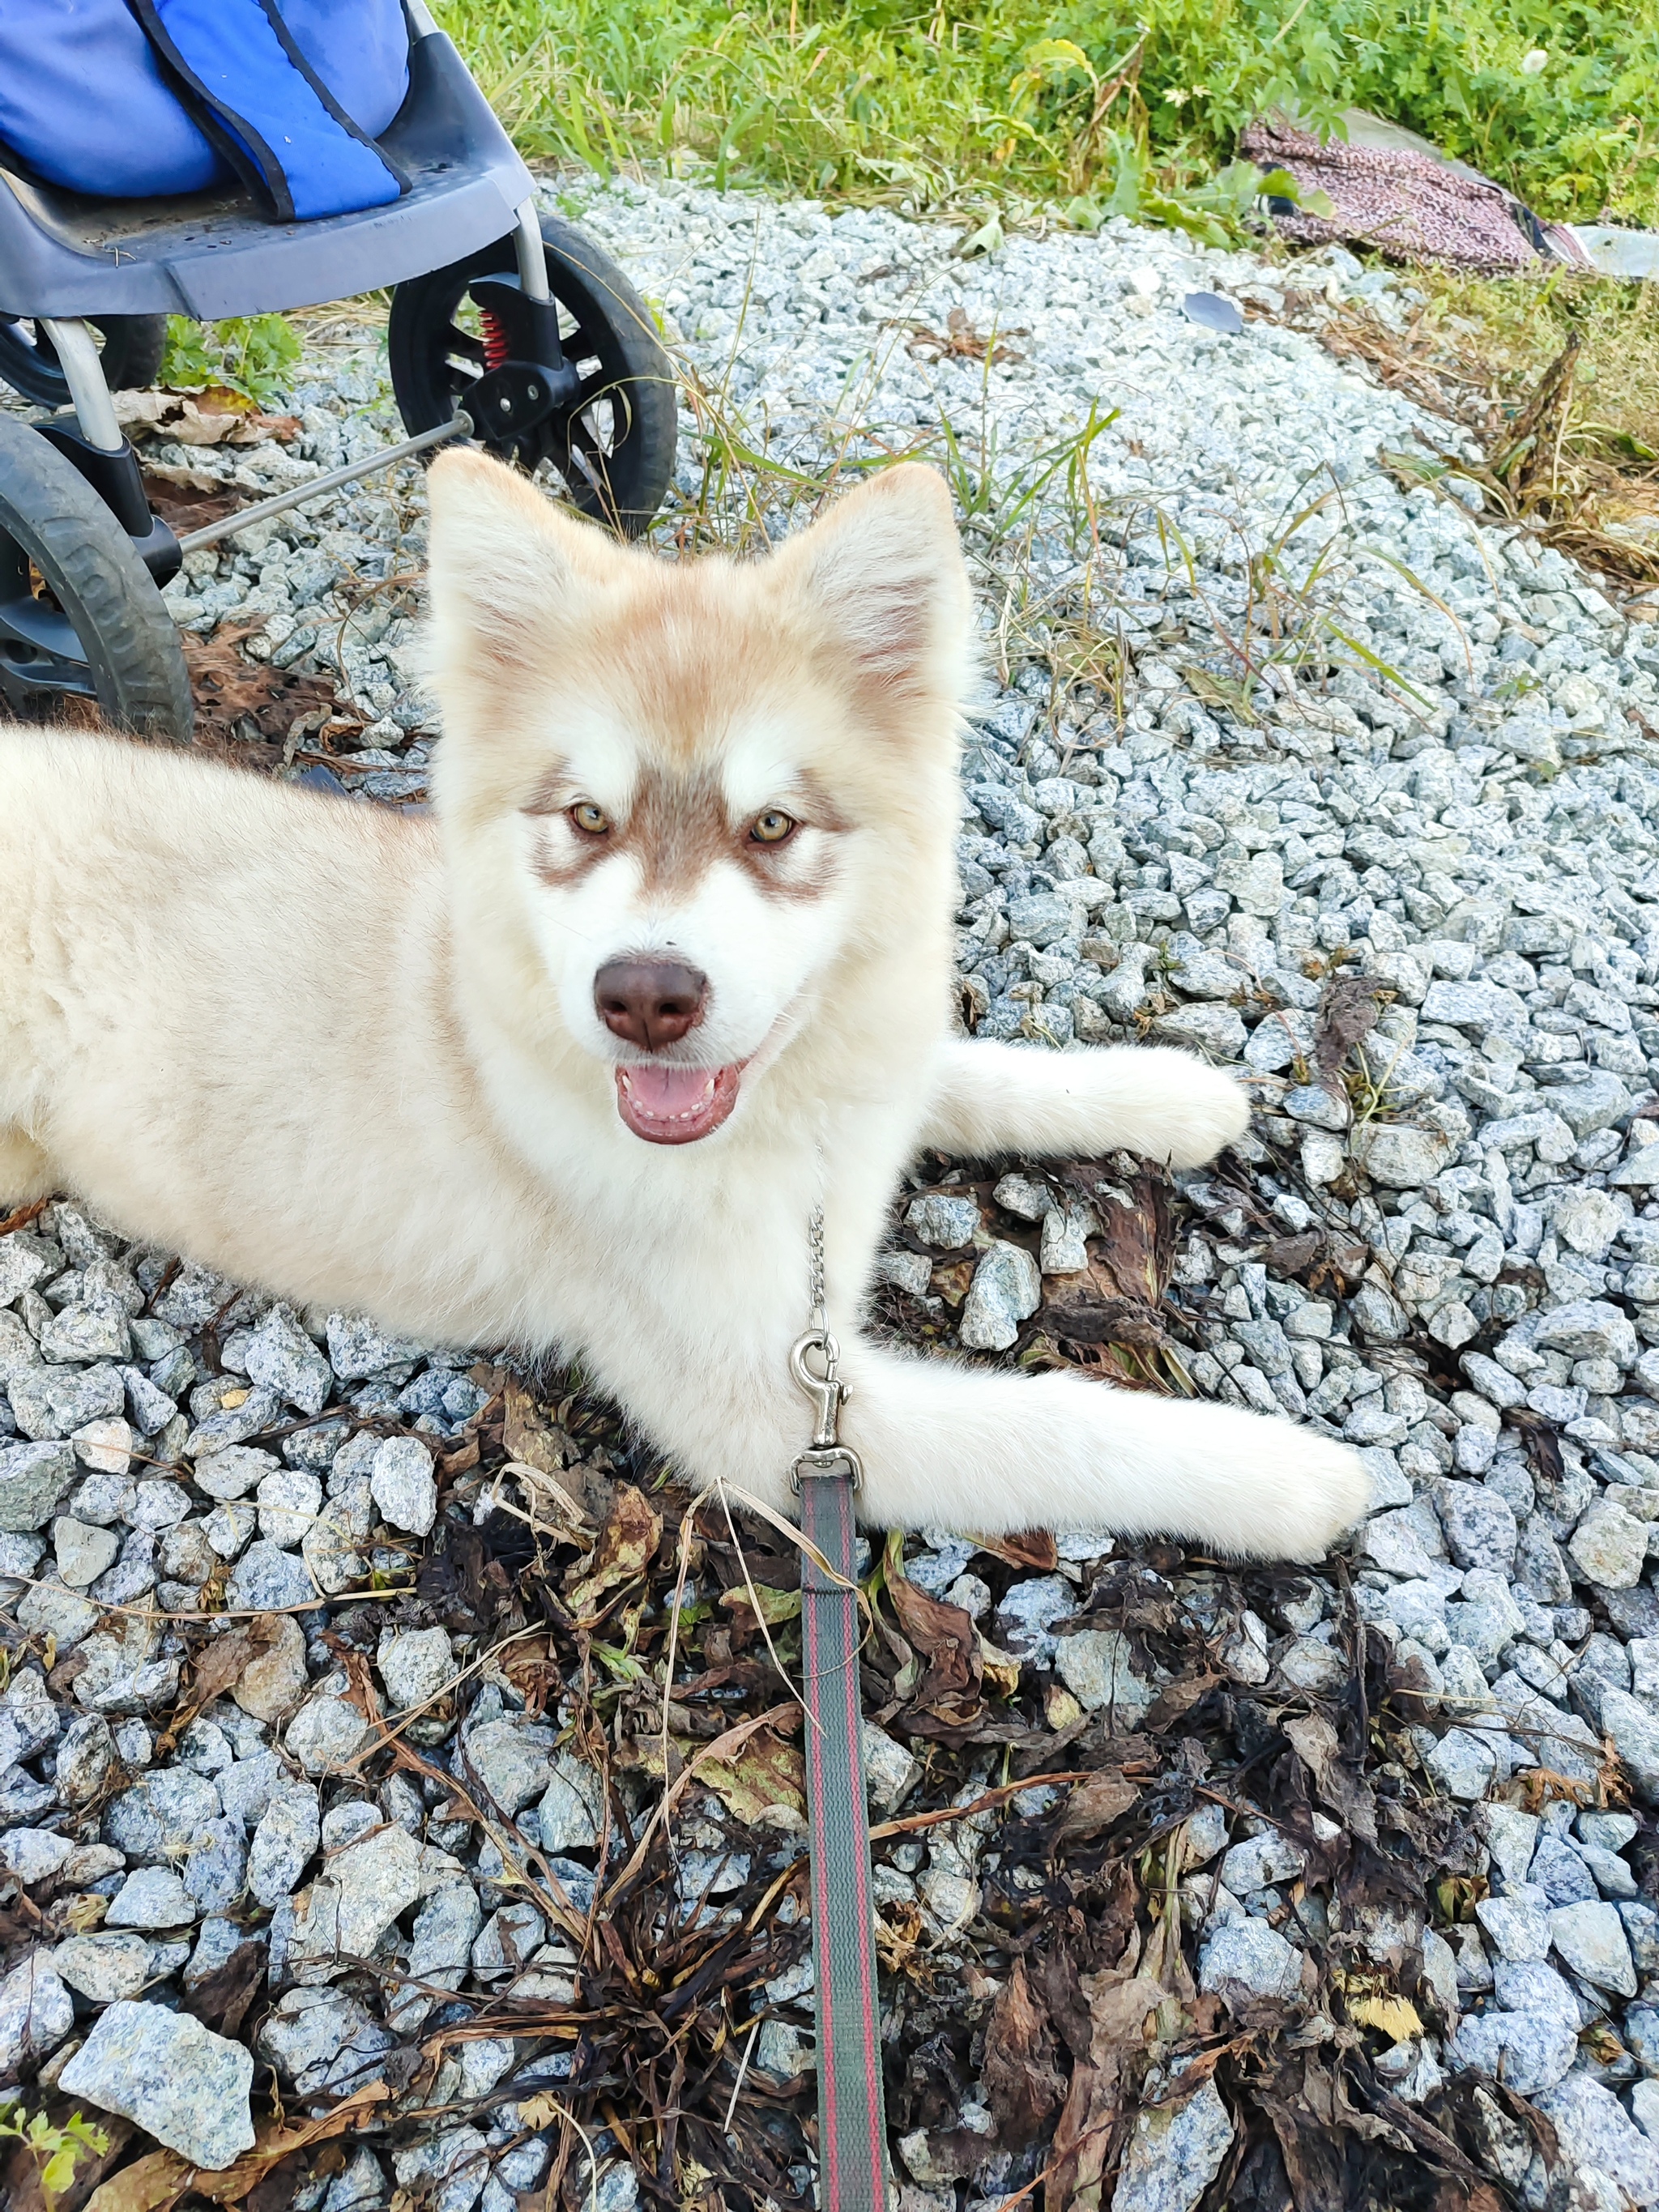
480;308;510;371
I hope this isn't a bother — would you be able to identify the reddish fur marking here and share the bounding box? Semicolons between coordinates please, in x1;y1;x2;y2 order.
522;759;839;903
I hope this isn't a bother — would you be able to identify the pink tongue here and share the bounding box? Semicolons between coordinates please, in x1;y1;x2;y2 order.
625;1064;716;1117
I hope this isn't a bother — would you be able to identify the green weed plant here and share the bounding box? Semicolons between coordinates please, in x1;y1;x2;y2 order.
0;2100;109;2209
158;313;303;410
437;0;1659;233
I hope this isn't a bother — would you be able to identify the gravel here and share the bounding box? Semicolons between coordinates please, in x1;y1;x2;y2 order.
1052;1626;1155;1721
1111;2073;1235;2212
2;164;1659;2203
1198;1918;1305;2004
58;2001;255;2169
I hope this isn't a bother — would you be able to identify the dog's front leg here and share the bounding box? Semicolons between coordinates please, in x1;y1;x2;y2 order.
0;1127;55;1210
833;1340;1368;1561
919;1037;1250;1169
584;1298;1363;1562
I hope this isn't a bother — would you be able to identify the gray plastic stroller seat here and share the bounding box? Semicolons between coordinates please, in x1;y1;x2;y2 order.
0;21;533;322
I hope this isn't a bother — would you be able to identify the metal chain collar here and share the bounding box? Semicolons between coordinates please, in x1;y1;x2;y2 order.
790;1204;863;1492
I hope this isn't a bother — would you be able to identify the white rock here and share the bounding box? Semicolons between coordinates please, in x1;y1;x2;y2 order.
958;1241;1042;1352
1550;1899;1637;1997
1054;1628;1154;1723
1533;2074;1659;2207
1220;1831;1306;1895
369;1436;437;1535
1198;1919;1303;2005
1569;1496;1649;1589
58;2000;254;2169
535;1750;605;1852
1350;1123;1452;1189
285;1690;372;1776
0;1954;74;2073
287;1822;424;1980
255;1466;322;1548
1111;2075;1234;2212
377;1626;454;1711
861;1722;920;1816
233;1613;309;1723
106;1865;197;1929
1427;1728;1496;1801
906;1194;980;1248
52;1932;153;2004
0;1827;74;1884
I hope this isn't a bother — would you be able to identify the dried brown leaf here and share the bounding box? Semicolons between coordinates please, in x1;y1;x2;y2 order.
1082;1970;1166;2061
1260;1231;1322;1277
1313;974;1383;1083
82;2154;188;2212
181;624;335;755
1285;1710;1378;1843
116;392;301;446
157;1620;278;1754
123;2086;391;2208
1058;1769;1141;1841
884;1536;981;1711
697;1726;806;1824
565;1482;663;1618
503;1380;571;1477
179;1937;267;2038
1044;2059;1119;2212
1086;1172;1175;1307
1142;1672;1221;1733
1041;1291;1166;1349
970;1529;1059;1573
982;1959;1068;2147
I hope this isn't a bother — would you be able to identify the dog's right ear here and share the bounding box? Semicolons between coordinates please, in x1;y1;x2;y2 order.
424;449;620;671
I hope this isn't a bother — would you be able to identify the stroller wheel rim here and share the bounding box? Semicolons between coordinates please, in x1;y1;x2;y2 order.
389;217;676;535
443;282;614;479
0;527;96;709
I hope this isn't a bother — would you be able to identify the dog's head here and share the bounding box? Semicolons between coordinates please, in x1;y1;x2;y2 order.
424;454;972;1144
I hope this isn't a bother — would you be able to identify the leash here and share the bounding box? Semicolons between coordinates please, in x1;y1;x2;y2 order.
790;1206;889;2210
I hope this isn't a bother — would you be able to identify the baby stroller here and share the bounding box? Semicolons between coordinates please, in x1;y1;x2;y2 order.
0;0;677;744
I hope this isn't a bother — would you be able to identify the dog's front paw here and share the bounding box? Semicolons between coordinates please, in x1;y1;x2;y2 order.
1256;1432;1371;1563
1154;1053;1252;1169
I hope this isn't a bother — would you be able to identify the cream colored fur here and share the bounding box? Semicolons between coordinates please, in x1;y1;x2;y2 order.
0;456;1368;1558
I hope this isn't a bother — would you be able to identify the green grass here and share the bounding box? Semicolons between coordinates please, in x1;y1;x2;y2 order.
438;0;1659;232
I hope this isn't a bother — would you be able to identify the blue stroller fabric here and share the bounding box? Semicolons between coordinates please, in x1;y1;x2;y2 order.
132;0;406;219
0;0;410;214
0;0;223;198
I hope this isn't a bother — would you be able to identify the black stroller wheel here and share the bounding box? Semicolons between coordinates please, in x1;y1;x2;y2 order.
0;314;169;409
0;416;192;740
388;213;677;538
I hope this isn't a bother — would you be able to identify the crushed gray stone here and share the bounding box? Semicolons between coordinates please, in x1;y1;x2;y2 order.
6;167;1659;2194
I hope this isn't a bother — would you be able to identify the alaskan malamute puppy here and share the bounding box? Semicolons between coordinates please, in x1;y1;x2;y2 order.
0;455;1366;1556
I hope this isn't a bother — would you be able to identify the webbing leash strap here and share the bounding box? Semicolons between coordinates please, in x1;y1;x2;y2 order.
791;1294;889;2212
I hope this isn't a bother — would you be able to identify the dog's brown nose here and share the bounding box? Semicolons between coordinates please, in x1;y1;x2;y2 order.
594;958;708;1051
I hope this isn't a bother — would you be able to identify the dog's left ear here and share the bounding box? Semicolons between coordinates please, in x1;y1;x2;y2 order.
772;464;972;705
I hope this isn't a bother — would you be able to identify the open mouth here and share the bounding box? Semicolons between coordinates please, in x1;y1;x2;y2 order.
614;1061;744;1144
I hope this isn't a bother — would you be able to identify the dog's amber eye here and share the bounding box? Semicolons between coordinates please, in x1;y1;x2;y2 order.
569;802;611;837
749;809;795;846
